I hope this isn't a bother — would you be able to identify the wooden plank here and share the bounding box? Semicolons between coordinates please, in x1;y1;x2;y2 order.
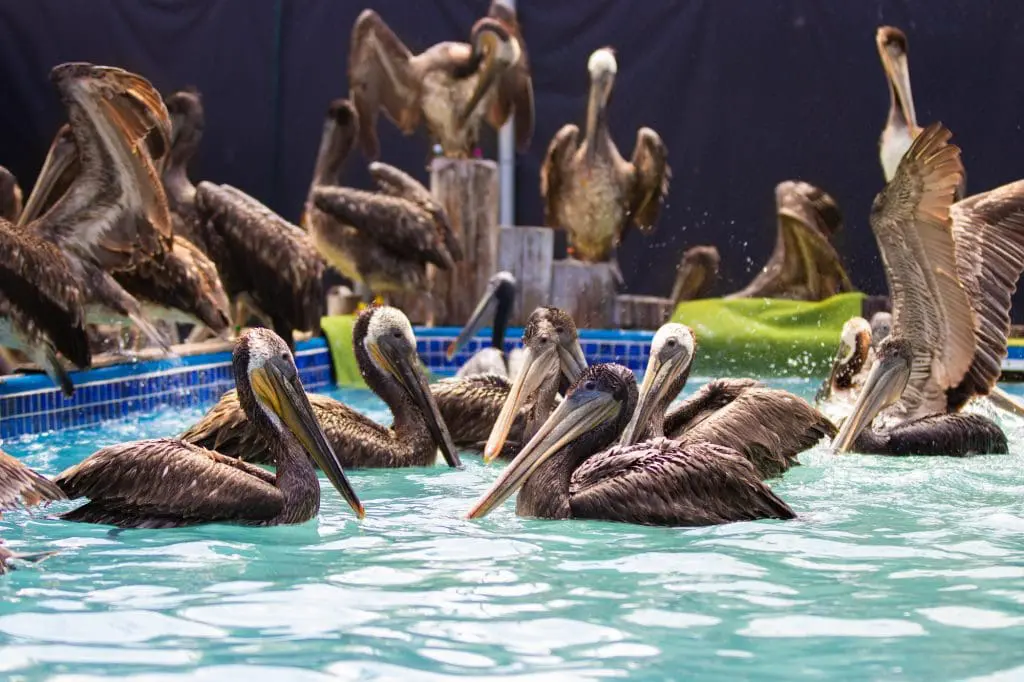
615;294;673;330
550;259;617;328
498;225;554;325
428;158;500;326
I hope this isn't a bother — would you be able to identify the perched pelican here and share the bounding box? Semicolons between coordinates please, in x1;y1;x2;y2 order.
482;306;589;461
181;306;461;469
619;323;835;478
0;166;22;222
467;364;795;525
0;449;65;574
308;100;461;299
671;245;720;303
832;124;1024;456
55;328;364;528
24;111;230;340
877;26;966;200
445;271;524;378
541;47;670;265
348;0;533;159
728;181;854;301
815;316;875;419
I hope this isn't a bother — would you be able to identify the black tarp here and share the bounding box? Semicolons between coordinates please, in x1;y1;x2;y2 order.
1;1;1022;314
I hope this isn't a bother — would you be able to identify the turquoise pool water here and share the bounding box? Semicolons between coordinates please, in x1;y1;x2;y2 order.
1;378;1024;681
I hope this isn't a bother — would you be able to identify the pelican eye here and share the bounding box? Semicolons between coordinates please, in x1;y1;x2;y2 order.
393;330;403;339
666;338;678;348
583;380;597;391
555;327;564;334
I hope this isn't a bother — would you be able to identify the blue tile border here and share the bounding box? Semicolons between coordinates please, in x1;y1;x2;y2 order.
0;339;332;440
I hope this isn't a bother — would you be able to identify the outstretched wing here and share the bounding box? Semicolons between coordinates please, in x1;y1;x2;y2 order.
348;9;421;159
0;449;66;511
483;0;534;151
947;180;1024;408
55;438;281;528
540;124;580;227
868;122;974;417
627;127;670;233
569;439;795;525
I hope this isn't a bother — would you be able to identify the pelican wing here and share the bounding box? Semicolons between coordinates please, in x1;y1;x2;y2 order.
540;124;580;227
569;439;795;525
0;166;22;222
627;127;670;232
348;9;421;159
947;180;1024;408
674;388;836;479
663;378;763;437
0;449;66;511
483;0;534;151
55;438;282;528
432;373;518;447
0;225;90;369
313;187;455;270
369;162;462;262
868;123;974;416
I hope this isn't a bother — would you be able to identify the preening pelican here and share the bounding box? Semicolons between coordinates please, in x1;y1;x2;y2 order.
446;271;524;378
55;329;364;528
619;323;835;478
728;181;854;301
671;245;720;303
348;0;533;159
541;47;669;265
306;99;461;299
815;316;875;421
832;124;1024;456
467;364;795;526
182;306;461;469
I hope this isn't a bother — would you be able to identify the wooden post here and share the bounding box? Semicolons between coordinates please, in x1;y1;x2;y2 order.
498;225;554;325
428;158;500;326
615;294;674;330
550;259;617;329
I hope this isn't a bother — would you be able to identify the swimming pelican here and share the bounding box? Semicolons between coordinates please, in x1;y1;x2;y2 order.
728;181;854;301
671;245;720;303
0;449;65;574
832;124;1024;456
348;0;533;159
876;26;966;200
467;364;795;525
445;271;524;378
55;328;364;528
181;306;461;469
815;316;875;420
482;306;589;461
618;323;835;478
0;167;22;222
541;47;670;265
307;100;461;300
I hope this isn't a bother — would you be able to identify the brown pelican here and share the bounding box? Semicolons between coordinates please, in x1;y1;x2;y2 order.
877;26;966;200
618;323;835;478
870;311;892;347
541;47;670;264
0;166;22;222
0;449;65;574
482;306;589;461
305;99;461;301
181;306;461;469
445;271;524;378
671;245;720;303
22;116;230;340
728;181;854;301
55;328;364;528
348;0;533;159
467;364;795;525
815;316;875;419
832;124;1024;456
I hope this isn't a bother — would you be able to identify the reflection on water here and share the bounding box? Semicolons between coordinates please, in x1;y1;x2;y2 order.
0;378;1023;680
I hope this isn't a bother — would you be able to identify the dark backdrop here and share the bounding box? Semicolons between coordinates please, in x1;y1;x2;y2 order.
1;1;1022;315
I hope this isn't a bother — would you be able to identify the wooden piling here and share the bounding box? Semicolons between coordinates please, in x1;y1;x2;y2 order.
615;294;674;330
498;225;555;325
550;259;617;328
428;158;500;326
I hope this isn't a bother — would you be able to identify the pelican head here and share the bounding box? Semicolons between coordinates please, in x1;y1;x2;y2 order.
619;323;696;445
0;166;22;223
832;335;913;453
165;88;205;167
820;317;873;402
876;27;918;180
360;306;461;468
588;47;618;101
482;306;588;463
457;18;520;128
236;328;365;518
869;311;893;348
17;124;77;226
468;363;637;519
446;271;517;360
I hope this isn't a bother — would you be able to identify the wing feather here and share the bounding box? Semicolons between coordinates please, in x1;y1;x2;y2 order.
0;449;66;511
627;127;670;232
540;124;580;227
